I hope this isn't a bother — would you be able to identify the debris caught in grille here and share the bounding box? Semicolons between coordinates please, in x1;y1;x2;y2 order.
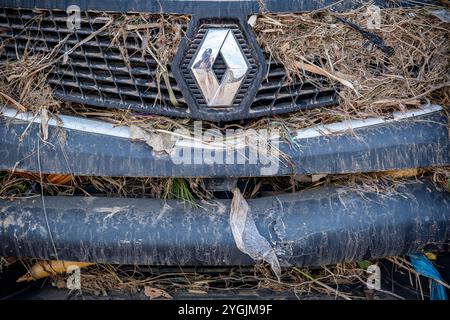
253;7;450;117
0;8;190;116
249;58;337;116
0;8;338;121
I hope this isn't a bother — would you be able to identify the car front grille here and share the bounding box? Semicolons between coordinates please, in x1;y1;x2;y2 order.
249;59;337;116
0;7;338;121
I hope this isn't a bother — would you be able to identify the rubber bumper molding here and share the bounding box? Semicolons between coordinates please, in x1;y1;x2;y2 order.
1;181;449;266
0;106;449;177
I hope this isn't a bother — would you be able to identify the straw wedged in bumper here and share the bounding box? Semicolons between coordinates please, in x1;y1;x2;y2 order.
0;181;449;266
0;105;449;177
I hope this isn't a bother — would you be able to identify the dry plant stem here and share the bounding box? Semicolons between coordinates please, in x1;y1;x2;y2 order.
109;13;188;106
293;267;351;300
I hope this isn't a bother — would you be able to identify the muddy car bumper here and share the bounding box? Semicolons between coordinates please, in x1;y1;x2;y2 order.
1;105;449;266
0;105;449;177
1;181;449;266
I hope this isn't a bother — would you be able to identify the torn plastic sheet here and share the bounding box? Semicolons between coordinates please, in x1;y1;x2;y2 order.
230;188;281;279
129;125;175;154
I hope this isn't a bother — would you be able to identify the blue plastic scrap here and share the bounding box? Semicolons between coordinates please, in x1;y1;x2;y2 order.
409;253;448;300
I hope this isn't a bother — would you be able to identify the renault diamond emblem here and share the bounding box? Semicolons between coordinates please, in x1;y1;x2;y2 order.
190;28;249;107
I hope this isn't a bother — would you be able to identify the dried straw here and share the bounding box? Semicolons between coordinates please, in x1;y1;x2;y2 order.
253;5;450;120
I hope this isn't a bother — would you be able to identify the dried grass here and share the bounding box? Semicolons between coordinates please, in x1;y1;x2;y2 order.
253;5;450;120
108;13;189;106
241;169;431;199
58;258;438;300
2;167;447;205
6;251;442;299
429;166;450;191
0;55;58;114
0;6;447;138
0;12;189;117
109;13;187;65
47;262;369;299
0;171;214;206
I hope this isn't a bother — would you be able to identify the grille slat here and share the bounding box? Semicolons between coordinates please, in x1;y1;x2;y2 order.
2;32;143;51
249;59;337;112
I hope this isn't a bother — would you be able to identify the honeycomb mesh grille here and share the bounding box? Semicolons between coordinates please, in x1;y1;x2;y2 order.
250;59;337;115
0;8;189;116
0;8;338;120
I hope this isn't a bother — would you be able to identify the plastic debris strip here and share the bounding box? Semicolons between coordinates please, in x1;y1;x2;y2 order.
335;16;394;56
129;125;175;154
230;188;281;280
409;253;448;300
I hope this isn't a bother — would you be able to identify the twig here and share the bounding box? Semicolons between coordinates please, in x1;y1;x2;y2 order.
293;267;352;300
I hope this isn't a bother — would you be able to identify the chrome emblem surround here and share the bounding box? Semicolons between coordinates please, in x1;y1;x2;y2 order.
190;28;249;107
173;21;265;121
